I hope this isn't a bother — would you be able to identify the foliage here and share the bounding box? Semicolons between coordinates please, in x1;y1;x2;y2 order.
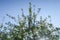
0;2;60;40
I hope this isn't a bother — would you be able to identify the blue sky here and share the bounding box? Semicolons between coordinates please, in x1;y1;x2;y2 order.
0;0;60;27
